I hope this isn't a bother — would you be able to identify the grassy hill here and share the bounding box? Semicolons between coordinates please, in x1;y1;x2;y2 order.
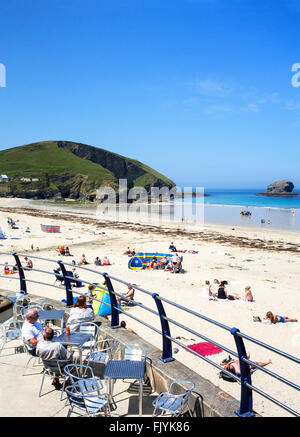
0;141;175;200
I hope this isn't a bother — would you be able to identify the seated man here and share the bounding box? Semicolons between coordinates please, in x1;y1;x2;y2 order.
57;245;65;255
79;254;89;265
24;257;33;269
36;327;73;389
169;242;177;252
21;309;44;356
64;247;71;256
157;256;168;270
117;285;135;305
171;253;182;273
102;256;111;265
94;256;101;266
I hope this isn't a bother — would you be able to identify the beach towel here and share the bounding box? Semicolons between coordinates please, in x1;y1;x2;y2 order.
187;342;223;357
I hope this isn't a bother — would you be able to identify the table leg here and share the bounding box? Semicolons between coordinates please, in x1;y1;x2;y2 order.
139;378;143;416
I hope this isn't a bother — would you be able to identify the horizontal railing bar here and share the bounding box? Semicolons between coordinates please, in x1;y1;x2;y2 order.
168;336;241;382
243;357;300;391
244;382;300;417
237;332;300;364
15;278;66;290
155;294;232;332
162;314;238;358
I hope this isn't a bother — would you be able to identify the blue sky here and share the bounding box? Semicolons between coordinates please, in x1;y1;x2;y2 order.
1;0;300;189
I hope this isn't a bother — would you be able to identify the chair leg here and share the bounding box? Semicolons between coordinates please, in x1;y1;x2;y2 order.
38;372;46;397
60;375;66;401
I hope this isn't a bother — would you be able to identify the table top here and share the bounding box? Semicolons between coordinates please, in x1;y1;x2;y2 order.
38;310;65;320
104;360;145;380
53;331;92;347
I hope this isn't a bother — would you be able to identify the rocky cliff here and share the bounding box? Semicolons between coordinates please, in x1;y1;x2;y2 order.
0;141;176;201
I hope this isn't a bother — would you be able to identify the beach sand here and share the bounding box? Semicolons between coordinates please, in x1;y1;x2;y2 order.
0;198;299;417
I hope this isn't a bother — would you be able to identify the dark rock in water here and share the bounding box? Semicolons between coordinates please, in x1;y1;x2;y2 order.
257;180;300;197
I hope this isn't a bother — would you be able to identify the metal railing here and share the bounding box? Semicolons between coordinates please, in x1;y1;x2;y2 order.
0;251;299;417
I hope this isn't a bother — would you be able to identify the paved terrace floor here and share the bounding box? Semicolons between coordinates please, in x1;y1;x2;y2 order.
0;336;158;417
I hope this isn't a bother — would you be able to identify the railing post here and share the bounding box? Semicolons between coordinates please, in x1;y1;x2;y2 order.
152;293;174;363
103;273;119;328
12;253;27;295
58;261;73;307
231;327;255;417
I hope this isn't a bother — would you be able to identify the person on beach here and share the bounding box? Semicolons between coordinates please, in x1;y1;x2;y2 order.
202;280;212;298
87;284;96;306
169;242;177;252
4;262;10;274
65;247;71;256
21;309;43;356
116;285;135;305
158;256;168;270
244;286;254;302
222;353;272;376
171;253;182;273
79;254;89;265
102;256;111;265
123;247;135;256
148;256;158;270
120;320;137;335
24;257;33;269
94;256;101;266
36;327;73;390
217;281;228;299
67;295;95;329
264;311;298;324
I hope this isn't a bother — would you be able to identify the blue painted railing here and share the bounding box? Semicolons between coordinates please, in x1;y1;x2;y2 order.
0;251;299;417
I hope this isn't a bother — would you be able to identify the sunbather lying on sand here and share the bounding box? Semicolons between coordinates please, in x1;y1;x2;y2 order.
264;311;298;324
222;353;272;376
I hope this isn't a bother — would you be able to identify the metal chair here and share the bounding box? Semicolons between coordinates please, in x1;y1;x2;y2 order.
152;380;196;417
73;322;100;359
65;381;110;417
85;338;119;367
39;358;70;397
21;337;42;376
0;319;22;355
113;343;147;362
20;304;44;321
61;363;96;401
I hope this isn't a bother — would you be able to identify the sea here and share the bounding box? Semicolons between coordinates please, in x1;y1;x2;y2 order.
180;189;300;231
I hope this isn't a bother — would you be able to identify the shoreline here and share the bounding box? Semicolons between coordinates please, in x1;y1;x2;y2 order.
0;197;299;417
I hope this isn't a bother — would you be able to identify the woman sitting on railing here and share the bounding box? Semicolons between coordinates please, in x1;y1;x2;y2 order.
223;353;272;376
67;295;95;330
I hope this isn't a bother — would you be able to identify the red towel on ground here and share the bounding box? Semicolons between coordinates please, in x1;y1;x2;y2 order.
187;342;223;356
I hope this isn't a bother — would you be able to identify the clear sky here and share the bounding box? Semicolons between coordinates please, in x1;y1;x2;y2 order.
0;0;300;189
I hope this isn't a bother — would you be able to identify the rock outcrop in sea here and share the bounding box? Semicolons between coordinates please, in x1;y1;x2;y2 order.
257;180;300;197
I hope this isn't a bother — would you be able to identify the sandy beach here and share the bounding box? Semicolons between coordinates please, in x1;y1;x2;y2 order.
0;198;299;417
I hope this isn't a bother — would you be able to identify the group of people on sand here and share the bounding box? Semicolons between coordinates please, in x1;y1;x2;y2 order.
77;254;111;266
123;247;136;256
202;279;248;301
57;245;72;256
147;253;183;273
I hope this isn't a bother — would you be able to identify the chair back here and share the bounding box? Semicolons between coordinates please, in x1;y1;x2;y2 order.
63;363;95;383
77;377;103;394
3;319;21;339
78;322;99;339
42;359;68;376
65;384;86;410
113;343;146;362
87;338;119;364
